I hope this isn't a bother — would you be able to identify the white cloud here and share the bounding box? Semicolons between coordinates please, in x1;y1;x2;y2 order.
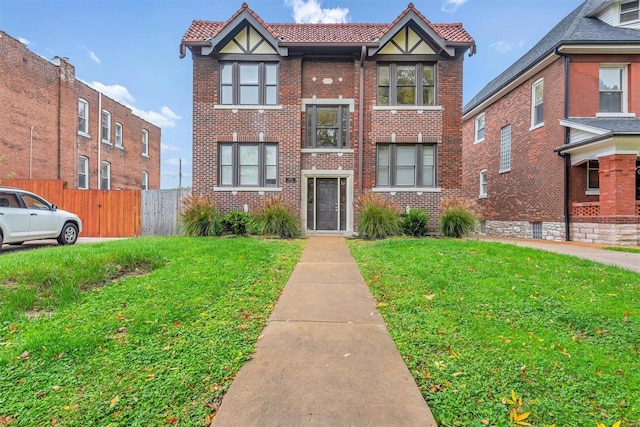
85;81;181;129
489;40;525;54
161;143;182;152
284;0;349;23
441;0;468;13
79;45;101;64
17;37;31;46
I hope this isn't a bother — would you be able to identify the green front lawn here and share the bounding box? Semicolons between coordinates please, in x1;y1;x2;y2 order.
0;237;304;426
349;238;640;427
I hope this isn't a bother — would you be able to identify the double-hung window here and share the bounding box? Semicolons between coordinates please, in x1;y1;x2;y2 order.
305;105;349;148
101;161;110;190
377;63;435;106
587;160;600;193
219;142;278;188
599;66;626;113
142;129;149;156
115;123;123;148
621;0;639;22
532;79;544;127
78;156;88;189
142;171;149;190
78;99;89;135
101;110;111;143
220;62;278;105
500;125;512;173
479;169;488;198
475;113;485;142
376;144;436;188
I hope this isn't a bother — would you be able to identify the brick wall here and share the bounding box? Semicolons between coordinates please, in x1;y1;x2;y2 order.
0;31;161;189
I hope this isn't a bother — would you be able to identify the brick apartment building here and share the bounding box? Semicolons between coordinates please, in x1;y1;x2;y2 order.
462;0;640;246
0;31;161;190
180;2;475;234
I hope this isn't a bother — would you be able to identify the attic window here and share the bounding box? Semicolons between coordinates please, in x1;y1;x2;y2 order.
620;0;639;23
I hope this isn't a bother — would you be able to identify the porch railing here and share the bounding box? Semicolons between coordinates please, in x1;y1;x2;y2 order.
571;201;640;217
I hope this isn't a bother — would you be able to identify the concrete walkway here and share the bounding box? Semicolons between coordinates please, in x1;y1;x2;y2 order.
212;236;436;427
471;236;640;274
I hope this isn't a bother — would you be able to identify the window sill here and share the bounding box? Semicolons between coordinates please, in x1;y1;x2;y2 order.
595;112;636;118
102;140;112;145
78;131;91;139
301;148;354;154
473;138;484;144
529;122;544;131
214;105;283;111
372;105;442;112
372;187;441;194
478;194;487;199
585;190;600;196
142;154;149;158
499;168;511;174
214;187;282;193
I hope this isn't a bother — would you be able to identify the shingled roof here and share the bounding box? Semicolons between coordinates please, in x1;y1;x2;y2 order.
181;3;474;47
463;0;640;115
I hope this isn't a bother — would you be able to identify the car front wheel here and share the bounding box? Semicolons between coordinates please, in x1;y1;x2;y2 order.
57;223;79;245
0;232;3;252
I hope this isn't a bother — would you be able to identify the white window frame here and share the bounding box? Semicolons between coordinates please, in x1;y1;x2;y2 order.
78;99;89;136
101;161;111;190
597;64;632;116
479;169;487;198
474;113;485;143
102;110;111;143
115;122;123;148
499;125;512;173
531;78;544;129
142;129;149;157
78;156;89;189
620;0;640;23
142;171;149;190
586;160;600;195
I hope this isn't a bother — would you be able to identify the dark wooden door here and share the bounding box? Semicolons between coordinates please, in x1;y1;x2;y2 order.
316;178;338;230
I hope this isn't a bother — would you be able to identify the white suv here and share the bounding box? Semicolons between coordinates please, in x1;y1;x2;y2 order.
0;187;82;251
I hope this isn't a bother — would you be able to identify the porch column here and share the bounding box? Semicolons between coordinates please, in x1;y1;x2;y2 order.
598;154;637;216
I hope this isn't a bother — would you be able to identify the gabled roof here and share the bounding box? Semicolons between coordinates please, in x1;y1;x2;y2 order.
180;2;474;57
464;0;640;115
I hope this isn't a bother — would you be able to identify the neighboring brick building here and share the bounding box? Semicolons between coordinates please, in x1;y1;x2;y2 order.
0;31;161;190
180;2;475;234
462;0;640;246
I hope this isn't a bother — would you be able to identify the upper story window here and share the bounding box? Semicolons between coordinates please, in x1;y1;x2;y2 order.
142;171;149;190
220;62;278;106
377;63;435;106
78;156;89;189
219;142;278;188
531;79;544;128
599;65;626;114
376;144;436;188
499;125;512;173
305;105;349;149
101;161;111;190
142;129;149;156
115;123;123;148
101;110;111;143
479;169;488;199
78;99;89;135
621;0;639;22
475;113;485;143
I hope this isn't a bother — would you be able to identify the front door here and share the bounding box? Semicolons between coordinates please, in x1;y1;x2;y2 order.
306;177;347;231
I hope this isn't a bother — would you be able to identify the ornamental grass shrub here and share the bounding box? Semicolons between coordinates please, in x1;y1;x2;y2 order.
356;193;402;239
401;208;430;237
251;196;300;239
439;197;478;238
180;194;223;237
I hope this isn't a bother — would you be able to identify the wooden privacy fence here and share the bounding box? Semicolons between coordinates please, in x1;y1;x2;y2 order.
4;179;190;237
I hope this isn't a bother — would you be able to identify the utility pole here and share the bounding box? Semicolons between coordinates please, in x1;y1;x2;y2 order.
178;158;182;189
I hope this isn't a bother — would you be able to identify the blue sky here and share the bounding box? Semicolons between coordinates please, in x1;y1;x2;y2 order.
0;0;581;188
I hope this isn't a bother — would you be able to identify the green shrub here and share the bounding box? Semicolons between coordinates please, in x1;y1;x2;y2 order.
251;197;300;239
222;210;250;235
401;208;430;237
356;193;401;239
180;194;223;237
439;207;476;238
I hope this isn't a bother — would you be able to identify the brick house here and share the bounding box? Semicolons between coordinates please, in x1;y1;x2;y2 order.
462;0;640;246
180;2;474;234
0;31;161;190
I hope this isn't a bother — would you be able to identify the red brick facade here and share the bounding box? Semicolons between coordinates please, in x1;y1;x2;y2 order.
0;31;161;190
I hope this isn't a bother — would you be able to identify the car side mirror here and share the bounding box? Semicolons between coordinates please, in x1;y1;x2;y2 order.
51;204;58;211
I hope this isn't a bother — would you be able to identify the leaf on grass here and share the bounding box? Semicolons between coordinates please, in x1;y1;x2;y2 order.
163;418;179;425
109;395;119;408
613;422;622;427
19;351;29;361
0;416;17;425
63;404;79;411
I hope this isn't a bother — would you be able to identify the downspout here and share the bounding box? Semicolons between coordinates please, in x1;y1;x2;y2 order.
555;47;571;242
358;45;365;194
57;62;62;179
98;92;102;189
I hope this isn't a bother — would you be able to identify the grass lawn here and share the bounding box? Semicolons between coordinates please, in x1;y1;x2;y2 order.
348;238;640;427
605;246;640;254
0;237;304;426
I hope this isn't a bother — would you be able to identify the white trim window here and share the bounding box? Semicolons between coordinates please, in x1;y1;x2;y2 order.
599;65;627;114
219;142;278;188
499;125;512;173
620;0;639;23
531;78;544;128
142;129;149;156
101;161;111;190
142;171;149;190
101;110;111;143
115;122;123;148
475;113;485;143
78;99;89;135
479;169;488;198
220;62;278;106
78;156;89;189
376;144;436;188
587;160;600;194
